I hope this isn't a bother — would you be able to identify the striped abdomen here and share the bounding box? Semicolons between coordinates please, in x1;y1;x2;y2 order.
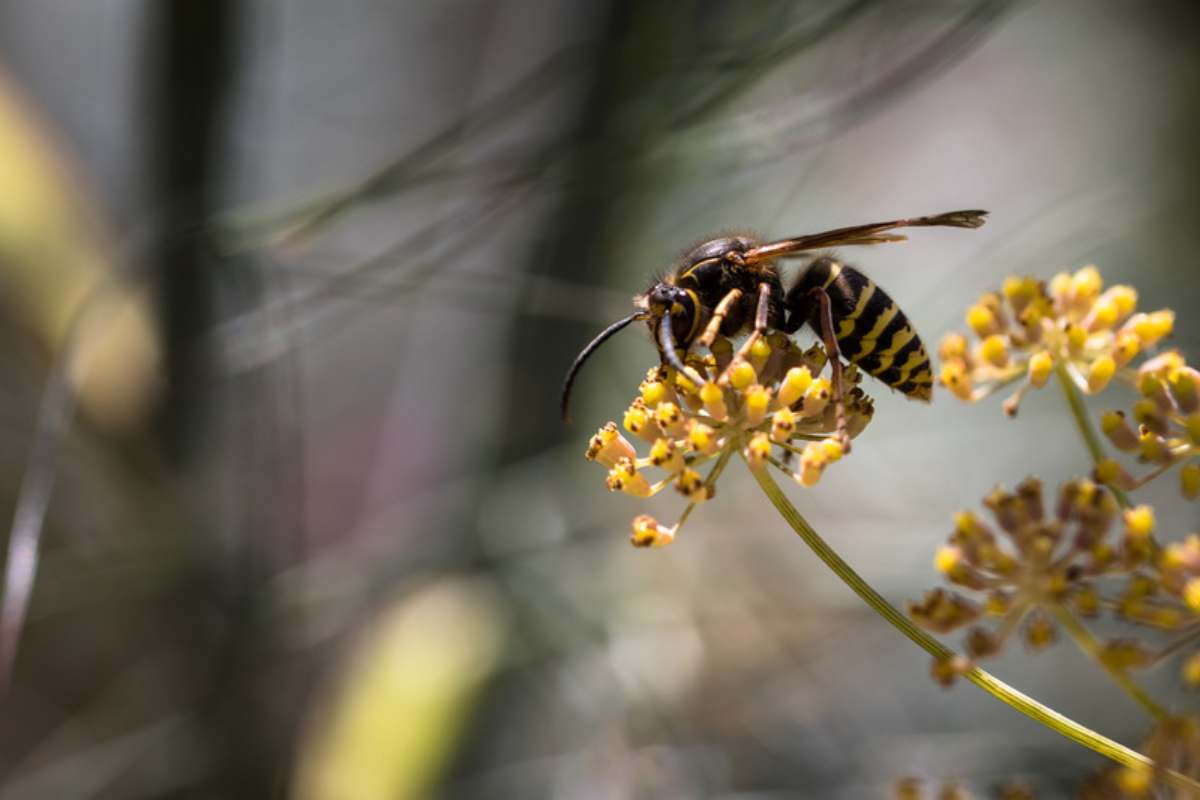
792;259;933;401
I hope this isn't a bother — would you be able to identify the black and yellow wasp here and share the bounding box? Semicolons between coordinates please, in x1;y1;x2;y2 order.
561;209;988;447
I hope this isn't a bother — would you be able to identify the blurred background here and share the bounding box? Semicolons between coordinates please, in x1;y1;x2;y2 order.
0;1;1197;798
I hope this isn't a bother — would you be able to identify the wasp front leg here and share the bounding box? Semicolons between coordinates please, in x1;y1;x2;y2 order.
717;282;773;387
696;288;743;350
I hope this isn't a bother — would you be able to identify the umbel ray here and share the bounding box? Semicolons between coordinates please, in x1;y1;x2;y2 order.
560;209;988;450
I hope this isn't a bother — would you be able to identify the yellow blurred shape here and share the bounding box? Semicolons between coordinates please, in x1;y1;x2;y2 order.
296;578;508;800
0;69;160;431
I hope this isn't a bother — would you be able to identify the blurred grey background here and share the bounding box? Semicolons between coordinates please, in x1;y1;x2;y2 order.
0;2;1197;798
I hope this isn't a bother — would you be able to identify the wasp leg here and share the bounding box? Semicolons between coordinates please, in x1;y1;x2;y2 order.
717;282;772;386
659;313;707;388
696;288;743;350
809;287;851;454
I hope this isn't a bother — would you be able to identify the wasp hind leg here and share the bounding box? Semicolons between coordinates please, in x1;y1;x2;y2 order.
807;287;851;455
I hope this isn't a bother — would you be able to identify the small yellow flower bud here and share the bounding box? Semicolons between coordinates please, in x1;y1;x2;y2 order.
729;360;757;390
940;361;973;401
1087;295;1119;331
686;421;720;456
743;384;770;427
1023;613;1057;650
1182;463;1200;500
749;336;771;361
606;458;653;497
1086;355;1116;393
1065;323;1087;354
1173;369;1200;415
801;378;831;417
1099;410;1138;451
674;468;712;502
980;334;1009;368
770;407;796;443
1074;585;1100;617
1125;505;1154;538
1002;275;1039;312
673;369;699;396
1115;764;1152;796
819;438;844;462
586;422;637;468
1048;271;1071;303
966;303;997;337
1130;309;1175;347
623;399;661;442
648;437;685;473
630;514;676;548
1071;265;1102;301
1138;430;1170;464
1108;284;1138;317
1022;350;1052;388
1185;578;1200;613
745;432;771;468
939;332;969;362
640;379;670;406
654;401;686;436
699;381;727;421
776;366;812;407
1112;330;1140;366
935;545;963;576
1183;651;1200;687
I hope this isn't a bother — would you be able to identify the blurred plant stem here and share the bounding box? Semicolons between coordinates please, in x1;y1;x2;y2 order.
1048;603;1167;720
1054;363;1131;508
745;455;1199;793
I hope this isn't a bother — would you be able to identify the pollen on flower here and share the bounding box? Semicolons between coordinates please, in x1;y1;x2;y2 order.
675;468;712;502
687;421;720;455
586;422;637;468
630;514;676;548
654;401;687;436
640;377;670;407
770;408;796;443
606;457;654;497
802;378;831;417
648;437;685;474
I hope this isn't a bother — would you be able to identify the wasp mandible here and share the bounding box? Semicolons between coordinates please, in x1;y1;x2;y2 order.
561;210;988;450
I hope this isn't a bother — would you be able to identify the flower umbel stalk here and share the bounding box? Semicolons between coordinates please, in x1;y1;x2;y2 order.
746;458;1200;794
1055;362;1132;508
1048;603;1167;720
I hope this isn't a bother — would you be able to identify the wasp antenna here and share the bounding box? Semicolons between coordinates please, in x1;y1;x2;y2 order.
561;312;644;423
657;313;700;385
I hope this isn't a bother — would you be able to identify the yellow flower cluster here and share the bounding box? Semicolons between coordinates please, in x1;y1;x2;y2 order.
939;266;1174;415
585;334;874;547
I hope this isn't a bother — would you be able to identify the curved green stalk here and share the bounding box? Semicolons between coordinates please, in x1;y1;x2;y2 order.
1049;603;1167;720
747;459;1197;793
1054;363;1131;508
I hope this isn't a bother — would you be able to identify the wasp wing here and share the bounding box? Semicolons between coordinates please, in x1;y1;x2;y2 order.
743;209;986;263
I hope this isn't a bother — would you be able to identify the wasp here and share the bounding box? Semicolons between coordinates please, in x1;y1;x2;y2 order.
561;209;988;449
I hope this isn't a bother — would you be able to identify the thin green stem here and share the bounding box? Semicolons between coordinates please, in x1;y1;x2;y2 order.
1048;603;1168;720
1054;363;1131;508
747;459;1198;793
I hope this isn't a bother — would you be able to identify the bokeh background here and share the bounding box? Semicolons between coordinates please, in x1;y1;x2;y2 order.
0;2;1197;798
